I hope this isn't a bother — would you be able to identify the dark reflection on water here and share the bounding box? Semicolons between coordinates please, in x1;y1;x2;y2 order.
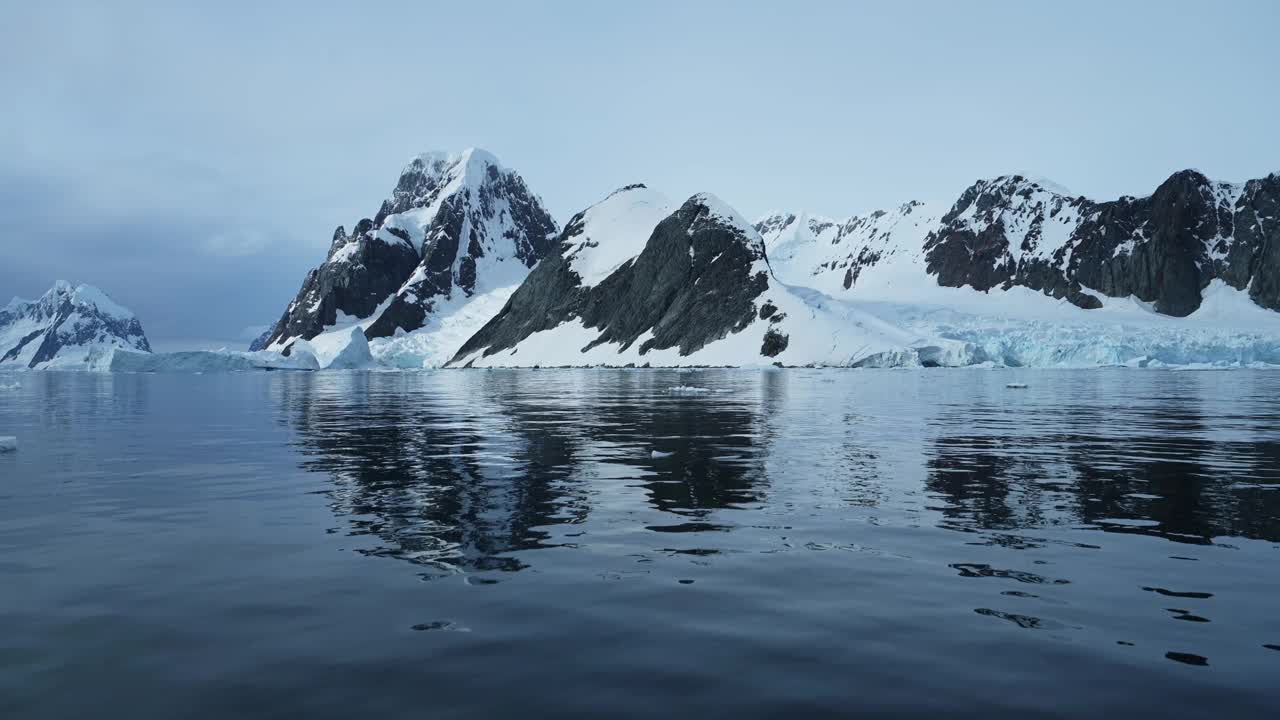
280;371;781;576
283;371;1280;567
2;369;1280;719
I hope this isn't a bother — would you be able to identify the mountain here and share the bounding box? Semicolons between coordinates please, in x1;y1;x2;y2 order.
261;149;559;360
0;281;151;369
446;169;1280;369
242;162;1280;370
757;170;1280;317
449;188;963;368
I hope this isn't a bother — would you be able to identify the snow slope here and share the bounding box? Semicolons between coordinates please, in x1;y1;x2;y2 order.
563;185;673;286
758;200;944;297
369;283;521;368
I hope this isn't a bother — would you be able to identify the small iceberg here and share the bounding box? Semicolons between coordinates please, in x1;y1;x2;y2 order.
0;381;19;390
0;436;16;452
291;326;377;369
651;450;674;459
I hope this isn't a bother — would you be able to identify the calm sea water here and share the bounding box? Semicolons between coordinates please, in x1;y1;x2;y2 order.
2;369;1279;719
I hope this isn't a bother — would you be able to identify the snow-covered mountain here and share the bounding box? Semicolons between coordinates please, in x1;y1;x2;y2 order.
0;281;151;369
439;169;1280;369
261;149;559;362
745;170;1280;367
449;188;965;368
757;170;1280;317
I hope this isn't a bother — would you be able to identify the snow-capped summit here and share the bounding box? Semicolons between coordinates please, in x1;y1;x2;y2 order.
1029;176;1078;197
686;192;760;241
262;148;559;355
1;281;151;369
562;184;673;286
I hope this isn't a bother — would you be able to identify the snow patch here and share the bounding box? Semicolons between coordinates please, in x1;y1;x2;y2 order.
565;186;672;286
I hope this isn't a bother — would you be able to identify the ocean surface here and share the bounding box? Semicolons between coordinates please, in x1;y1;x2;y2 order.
2;369;1278;719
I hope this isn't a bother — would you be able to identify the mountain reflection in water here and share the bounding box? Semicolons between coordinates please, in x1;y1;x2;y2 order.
3;369;1278;719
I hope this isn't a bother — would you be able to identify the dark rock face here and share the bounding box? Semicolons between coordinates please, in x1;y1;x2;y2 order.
923;171;1280;316
1;282;151;368
264;150;558;349
1246;178;1280;311
266;224;421;345
453;195;772;363
761;328;789;357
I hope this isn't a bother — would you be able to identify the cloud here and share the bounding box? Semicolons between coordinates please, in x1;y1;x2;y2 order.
0;165;316;342
201;228;272;258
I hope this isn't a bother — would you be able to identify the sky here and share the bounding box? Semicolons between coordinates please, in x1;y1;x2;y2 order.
2;0;1277;347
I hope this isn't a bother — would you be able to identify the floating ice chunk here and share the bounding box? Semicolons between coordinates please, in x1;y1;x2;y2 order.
651;450;674;459
0;436;16;452
0;381;19;390
667;385;713;395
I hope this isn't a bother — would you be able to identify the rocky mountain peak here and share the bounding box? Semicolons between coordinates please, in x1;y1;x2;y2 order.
263;148;559;350
684;193;764;252
942;175;1081;226
374;148;503;229
1;281;150;369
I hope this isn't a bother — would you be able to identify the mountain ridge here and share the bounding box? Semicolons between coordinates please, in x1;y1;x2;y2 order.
247;157;1280;369
757;168;1280;317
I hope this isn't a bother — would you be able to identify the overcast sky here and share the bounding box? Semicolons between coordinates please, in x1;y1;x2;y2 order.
3;0;1277;347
